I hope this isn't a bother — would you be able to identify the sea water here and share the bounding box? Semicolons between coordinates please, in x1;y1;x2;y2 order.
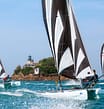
0;80;104;109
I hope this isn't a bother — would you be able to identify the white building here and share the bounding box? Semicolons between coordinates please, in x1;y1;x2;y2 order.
24;56;40;75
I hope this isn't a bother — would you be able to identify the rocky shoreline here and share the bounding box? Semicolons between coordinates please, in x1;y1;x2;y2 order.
11;73;68;81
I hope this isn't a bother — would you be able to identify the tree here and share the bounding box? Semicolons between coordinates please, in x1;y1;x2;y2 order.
14;65;21;75
37;57;57;75
22;67;34;75
13;57;57;76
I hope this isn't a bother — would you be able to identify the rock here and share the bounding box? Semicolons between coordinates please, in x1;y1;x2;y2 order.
11;74;68;81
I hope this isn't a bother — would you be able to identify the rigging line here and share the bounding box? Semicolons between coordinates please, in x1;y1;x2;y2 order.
88;74;104;88
98;74;104;79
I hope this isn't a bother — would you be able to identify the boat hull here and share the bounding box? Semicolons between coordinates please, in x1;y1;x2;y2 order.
0;80;21;89
4;81;11;88
40;88;99;100
0;79;11;88
0;82;11;88
0;83;5;88
11;81;21;86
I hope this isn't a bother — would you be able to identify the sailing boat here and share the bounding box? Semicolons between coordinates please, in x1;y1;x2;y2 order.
41;0;99;100
101;44;104;74
0;60;11;88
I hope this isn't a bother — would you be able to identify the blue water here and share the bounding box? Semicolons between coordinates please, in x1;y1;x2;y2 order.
0;80;104;109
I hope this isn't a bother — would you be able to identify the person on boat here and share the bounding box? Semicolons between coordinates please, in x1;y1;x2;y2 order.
83;69;98;88
92;69;98;81
89;69;98;87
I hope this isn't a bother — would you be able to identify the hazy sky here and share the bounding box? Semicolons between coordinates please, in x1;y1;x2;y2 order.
0;0;104;76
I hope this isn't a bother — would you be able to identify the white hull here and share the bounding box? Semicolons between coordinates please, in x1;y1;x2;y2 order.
0;81;21;88
0;82;11;88
11;81;21;86
40;88;99;100
0;83;4;88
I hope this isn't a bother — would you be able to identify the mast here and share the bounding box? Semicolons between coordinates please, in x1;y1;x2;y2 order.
42;0;94;80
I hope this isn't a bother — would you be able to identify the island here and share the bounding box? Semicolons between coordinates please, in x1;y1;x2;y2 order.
11;56;68;81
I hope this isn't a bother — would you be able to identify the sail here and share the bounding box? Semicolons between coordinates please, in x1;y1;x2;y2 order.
0;60;8;80
42;0;94;79
101;44;104;74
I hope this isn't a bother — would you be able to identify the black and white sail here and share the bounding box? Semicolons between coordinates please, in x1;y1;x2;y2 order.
42;0;94;79
0;60;9;80
101;44;104;74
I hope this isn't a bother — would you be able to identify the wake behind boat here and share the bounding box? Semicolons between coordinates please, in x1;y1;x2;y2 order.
41;0;99;100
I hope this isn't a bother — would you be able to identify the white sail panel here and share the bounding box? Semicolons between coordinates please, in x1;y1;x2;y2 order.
0;59;9;80
0;64;2;73
55;11;64;68
45;0;54;56
75;48;85;75
101;52;104;73
42;0;94;79
66;0;76;62
76;66;94;79
0;60;5;75
0;73;8;79
102;53;104;73
59;47;74;74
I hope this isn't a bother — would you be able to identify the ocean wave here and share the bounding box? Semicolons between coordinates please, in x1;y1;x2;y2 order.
64;80;80;86
97;82;104;85
16;88;38;94
0;91;23;96
29;100;85;109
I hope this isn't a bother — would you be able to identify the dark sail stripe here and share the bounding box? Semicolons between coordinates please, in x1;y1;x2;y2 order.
101;43;104;74
66;1;94;78
0;60;5;75
42;0;94;79
42;0;74;78
72;10;91;76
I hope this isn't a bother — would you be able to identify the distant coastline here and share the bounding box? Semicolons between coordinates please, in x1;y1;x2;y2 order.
11;56;69;81
11;73;68;81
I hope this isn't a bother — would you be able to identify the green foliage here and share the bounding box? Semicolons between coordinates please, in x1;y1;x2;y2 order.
14;65;21;75
22;67;34;75
38;57;57;75
13;57;57;76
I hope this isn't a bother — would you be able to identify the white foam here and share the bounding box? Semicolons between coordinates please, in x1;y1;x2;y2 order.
25;82;44;85
0;83;4;88
29;101;84;109
16;88;37;94
97;82;104;85
64;80;80;85
96;88;104;94
50;104;83;109
0;91;23;96
29;106;40;109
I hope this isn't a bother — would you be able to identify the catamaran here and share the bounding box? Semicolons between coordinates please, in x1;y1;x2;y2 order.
0;60;11;88
0;59;21;88
41;0;99;100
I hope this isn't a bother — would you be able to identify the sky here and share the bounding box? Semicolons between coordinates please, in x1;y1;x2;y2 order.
0;0;104;76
